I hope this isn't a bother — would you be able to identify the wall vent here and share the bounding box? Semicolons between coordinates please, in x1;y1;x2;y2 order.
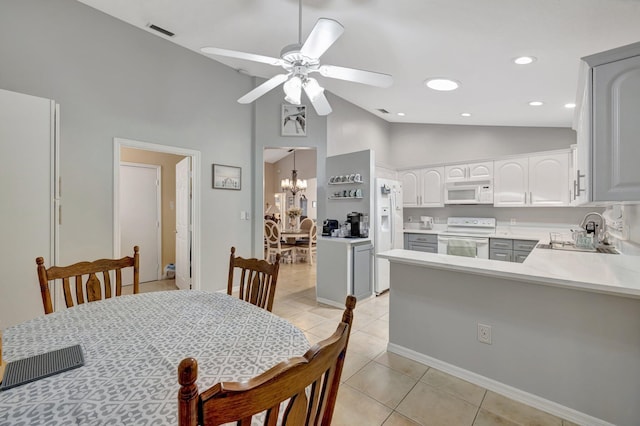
148;24;175;37
377;108;390;114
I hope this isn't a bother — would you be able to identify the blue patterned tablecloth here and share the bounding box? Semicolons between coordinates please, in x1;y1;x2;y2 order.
0;291;310;425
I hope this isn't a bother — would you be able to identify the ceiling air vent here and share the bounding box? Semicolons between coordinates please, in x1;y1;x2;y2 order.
147;24;175;37
377;108;390;114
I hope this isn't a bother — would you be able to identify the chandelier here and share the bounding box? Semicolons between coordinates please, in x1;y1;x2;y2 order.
281;150;307;195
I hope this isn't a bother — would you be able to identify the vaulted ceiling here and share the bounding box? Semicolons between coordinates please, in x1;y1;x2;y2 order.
77;0;640;127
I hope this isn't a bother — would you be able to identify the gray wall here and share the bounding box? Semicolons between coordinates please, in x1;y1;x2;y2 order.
390;264;640;426
390;123;576;169
327;93;392;166
0;0;254;290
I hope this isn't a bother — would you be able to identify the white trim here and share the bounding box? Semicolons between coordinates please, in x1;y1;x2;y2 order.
315;297;344;309
120;162;162;280
387;343;615;426
113;138;202;290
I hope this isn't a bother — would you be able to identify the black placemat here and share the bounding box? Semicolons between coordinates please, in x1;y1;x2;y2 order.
0;344;84;391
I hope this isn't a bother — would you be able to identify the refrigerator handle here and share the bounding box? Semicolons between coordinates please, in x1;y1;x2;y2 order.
390;193;395;248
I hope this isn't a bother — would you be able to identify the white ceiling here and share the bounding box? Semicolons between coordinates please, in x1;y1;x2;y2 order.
77;0;640;127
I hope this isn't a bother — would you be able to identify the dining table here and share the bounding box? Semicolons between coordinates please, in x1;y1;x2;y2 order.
0;291;310;425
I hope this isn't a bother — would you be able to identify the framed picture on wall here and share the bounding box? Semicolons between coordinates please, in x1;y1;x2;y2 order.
212;164;241;190
281;104;307;136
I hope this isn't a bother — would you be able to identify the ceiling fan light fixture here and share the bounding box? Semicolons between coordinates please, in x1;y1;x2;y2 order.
284;76;303;104
303;77;324;101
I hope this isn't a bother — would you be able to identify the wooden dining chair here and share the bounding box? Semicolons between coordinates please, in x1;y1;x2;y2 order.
36;246;140;314
228;246;280;312
264;219;295;263
178;295;357;426
296;222;318;265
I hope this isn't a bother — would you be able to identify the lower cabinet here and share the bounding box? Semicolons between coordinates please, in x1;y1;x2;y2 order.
404;233;438;253
490;238;537;263
352;243;373;300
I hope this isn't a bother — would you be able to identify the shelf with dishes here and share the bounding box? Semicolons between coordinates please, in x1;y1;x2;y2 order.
329;188;364;200
328;173;363;185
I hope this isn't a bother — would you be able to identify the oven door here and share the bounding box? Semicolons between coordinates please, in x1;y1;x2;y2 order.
437;235;490;259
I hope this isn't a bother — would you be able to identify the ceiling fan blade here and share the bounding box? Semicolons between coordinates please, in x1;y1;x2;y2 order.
318;64;393;88
201;47;283;66
304;87;332;116
238;74;289;104
300;18;344;59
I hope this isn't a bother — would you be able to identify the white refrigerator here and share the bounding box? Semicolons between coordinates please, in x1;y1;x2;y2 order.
374;178;404;294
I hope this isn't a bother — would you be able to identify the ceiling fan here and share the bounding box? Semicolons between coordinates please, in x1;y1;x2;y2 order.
200;0;393;116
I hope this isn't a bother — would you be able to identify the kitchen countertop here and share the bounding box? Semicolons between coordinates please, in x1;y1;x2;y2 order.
318;236;371;244
377;245;640;299
403;225;569;241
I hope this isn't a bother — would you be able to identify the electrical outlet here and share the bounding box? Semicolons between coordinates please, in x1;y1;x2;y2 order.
510;218;517;225
478;323;492;344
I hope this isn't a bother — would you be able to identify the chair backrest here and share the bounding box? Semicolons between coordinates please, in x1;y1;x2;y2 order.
299;217;313;233
228;246;280;312
36;246;140;314
309;222;318;244
264;220;281;247
178;295;357;426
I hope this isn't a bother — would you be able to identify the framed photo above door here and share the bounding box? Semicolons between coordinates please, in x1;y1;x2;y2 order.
281;104;307;136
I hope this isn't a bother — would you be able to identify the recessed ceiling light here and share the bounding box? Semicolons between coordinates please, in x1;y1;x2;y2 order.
528;101;544;106
564;103;576;109
425;78;460;91
397;112;406;116
461;113;472;117
514;56;536;65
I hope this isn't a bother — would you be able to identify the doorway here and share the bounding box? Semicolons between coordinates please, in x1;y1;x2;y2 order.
263;147;317;262
113;138;202;290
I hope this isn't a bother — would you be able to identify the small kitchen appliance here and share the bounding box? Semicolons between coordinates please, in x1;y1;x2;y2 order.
444;180;493;205
322;219;339;236
346;212;364;238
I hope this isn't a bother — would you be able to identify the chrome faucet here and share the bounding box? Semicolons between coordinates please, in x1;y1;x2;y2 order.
579;212;607;245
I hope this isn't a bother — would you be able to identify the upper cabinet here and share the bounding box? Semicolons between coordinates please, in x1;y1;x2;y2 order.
574;41;640;203
445;161;493;182
494;152;569;207
398;167;444;207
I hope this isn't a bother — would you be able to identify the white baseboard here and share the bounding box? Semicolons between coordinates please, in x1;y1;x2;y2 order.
387;343;615;426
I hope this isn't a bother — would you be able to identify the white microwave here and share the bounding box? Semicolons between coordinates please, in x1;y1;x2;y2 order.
444;180;493;204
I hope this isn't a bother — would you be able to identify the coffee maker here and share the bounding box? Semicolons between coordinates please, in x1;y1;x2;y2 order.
347;212;363;238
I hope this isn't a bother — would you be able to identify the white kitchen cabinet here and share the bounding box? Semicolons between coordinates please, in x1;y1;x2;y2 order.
574;41;640;203
399;167;444;207
494;152;569;207
445;161;493;182
494;157;528;206
398;169;419;207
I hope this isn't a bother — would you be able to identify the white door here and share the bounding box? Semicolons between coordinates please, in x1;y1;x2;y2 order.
529;153;570;206
494;157;528;206
119;163;161;283
399;170;419;207
175;157;191;290
420;167;444;207
0;89;57;327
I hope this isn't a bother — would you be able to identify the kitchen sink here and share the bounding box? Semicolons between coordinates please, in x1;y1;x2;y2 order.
536;243;619;254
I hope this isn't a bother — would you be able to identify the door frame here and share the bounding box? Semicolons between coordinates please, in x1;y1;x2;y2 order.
113;138;202;290
119;161;162;282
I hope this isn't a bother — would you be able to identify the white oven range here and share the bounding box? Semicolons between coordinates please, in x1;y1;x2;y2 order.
437;217;496;259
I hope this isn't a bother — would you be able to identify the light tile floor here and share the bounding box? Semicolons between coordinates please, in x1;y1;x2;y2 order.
137;263;578;426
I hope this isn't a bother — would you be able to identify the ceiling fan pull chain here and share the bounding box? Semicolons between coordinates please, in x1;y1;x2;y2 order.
298;0;302;45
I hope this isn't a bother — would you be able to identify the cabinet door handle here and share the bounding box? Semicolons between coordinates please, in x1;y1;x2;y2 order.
573;180;577;200
576;169;585;195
